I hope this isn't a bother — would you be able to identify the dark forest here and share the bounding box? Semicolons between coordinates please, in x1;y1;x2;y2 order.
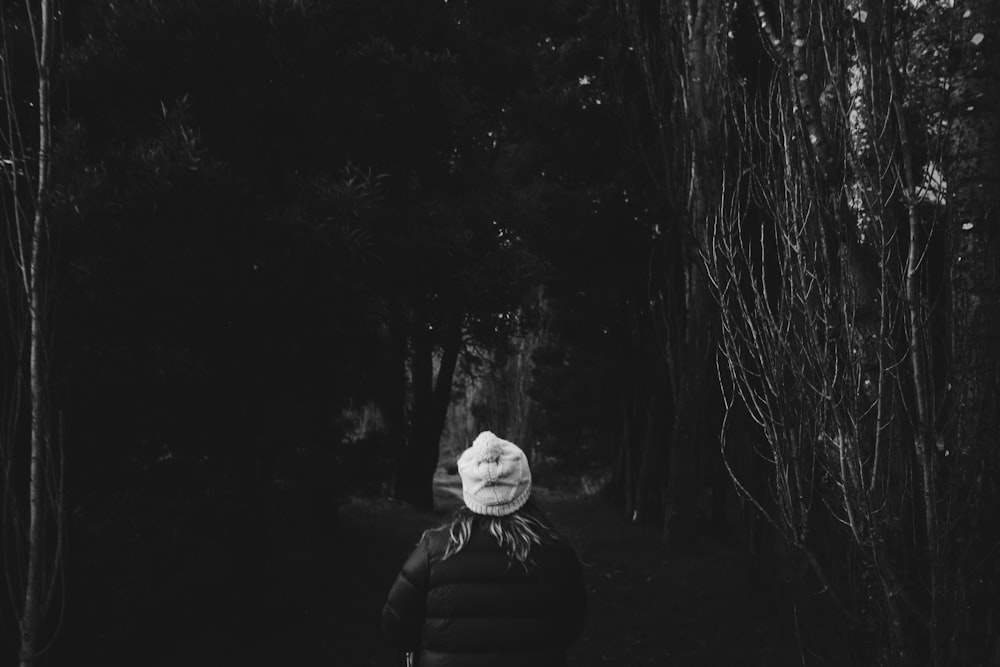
1;0;998;665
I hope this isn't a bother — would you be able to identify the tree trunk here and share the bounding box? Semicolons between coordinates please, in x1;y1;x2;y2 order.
607;380;639;512
663;259;714;545
380;313;409;493
632;393;665;525
394;312;463;510
19;2;53;665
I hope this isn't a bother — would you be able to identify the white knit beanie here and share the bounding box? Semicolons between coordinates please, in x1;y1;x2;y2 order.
457;431;532;517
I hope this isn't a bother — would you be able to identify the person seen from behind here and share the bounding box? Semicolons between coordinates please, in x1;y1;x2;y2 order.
382;430;587;666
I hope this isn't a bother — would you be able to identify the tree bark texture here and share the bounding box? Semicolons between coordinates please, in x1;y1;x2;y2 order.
393;311;463;510
19;1;53;665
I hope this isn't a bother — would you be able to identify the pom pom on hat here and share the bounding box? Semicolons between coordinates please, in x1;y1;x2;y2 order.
457;431;532;516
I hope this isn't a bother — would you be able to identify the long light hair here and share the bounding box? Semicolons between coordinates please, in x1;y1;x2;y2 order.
440;498;562;570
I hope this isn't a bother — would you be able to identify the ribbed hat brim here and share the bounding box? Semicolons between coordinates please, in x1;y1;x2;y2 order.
463;484;531;516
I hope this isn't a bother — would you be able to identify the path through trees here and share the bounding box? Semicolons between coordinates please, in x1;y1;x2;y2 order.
70;470;845;666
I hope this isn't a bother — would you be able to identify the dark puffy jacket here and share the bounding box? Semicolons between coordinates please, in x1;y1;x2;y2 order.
382;521;587;666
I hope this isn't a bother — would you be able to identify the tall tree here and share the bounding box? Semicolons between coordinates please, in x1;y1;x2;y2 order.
0;1;64;665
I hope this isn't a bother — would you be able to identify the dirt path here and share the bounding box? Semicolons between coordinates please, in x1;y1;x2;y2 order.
545;490;803;666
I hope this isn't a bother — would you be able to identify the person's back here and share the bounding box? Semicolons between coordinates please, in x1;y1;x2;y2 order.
382;431;587;666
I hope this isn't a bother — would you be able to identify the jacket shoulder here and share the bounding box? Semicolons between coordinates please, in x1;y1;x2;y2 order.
420;524;452;559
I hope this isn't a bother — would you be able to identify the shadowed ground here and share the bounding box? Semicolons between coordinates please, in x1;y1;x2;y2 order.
57;469;832;666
